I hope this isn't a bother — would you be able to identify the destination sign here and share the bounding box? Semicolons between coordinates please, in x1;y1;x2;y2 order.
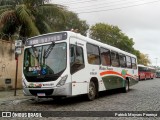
25;32;67;46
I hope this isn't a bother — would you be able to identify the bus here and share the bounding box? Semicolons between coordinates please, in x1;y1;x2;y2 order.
138;65;155;80
148;66;156;79
156;70;160;78
22;31;138;101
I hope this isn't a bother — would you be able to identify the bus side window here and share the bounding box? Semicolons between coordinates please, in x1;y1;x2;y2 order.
70;44;85;74
119;54;126;68
111;51;120;67
126;56;132;68
131;57;137;69
70;45;75;64
87;43;100;65
100;47;111;66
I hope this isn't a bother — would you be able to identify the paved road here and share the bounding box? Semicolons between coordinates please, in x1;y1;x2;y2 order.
1;78;160;120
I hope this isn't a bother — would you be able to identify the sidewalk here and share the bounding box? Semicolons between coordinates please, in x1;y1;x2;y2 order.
0;89;29;104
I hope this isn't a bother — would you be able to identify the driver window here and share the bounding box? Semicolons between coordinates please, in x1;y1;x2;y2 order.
70;44;84;74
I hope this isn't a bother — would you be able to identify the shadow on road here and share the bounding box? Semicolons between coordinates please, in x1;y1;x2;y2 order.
27;88;135;106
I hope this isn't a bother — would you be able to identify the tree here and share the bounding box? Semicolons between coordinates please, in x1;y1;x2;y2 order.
138;53;151;66
89;23;135;53
132;49;141;62
89;23;151;64
0;0;65;40
62;11;89;36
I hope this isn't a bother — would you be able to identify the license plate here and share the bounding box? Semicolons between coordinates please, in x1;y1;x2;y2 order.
37;93;45;96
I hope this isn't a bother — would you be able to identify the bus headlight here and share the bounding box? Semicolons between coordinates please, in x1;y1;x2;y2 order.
56;75;68;87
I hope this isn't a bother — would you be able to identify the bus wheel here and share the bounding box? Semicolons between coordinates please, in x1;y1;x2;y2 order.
87;81;97;101
122;79;129;93
139;76;141;81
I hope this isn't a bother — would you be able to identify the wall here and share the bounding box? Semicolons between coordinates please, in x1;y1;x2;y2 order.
0;40;23;90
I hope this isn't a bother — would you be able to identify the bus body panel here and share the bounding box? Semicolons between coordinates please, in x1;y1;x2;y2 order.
69;36;89;95
138;65;155;80
22;31;138;98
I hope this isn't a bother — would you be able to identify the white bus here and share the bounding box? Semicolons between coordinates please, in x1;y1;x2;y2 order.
22;31;138;100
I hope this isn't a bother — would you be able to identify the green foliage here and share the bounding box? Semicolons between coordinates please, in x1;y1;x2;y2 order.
0;0;89;41
59;11;89;36
132;49;141;63
90;23;134;53
90;23;151;65
138;53;151;66
0;0;65;40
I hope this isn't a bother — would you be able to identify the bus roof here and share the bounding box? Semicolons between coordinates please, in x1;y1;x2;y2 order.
26;31;136;58
138;64;146;67
67;31;136;58
138;64;155;69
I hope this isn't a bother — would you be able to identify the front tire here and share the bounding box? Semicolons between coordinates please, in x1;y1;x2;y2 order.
87;81;97;101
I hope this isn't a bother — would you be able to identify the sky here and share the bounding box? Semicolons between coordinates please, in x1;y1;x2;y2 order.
51;0;160;66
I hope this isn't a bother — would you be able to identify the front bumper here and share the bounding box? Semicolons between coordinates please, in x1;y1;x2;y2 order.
23;83;72;97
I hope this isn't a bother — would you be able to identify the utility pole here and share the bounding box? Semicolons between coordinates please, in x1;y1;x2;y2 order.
14;53;18;96
155;58;158;67
14;40;22;96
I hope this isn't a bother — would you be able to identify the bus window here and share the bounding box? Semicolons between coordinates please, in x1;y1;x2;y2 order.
119;54;126;68
70;44;84;74
111;51;120;67
131;57;137;69
100;48;111;66
126;56;132;68
87;43;100;65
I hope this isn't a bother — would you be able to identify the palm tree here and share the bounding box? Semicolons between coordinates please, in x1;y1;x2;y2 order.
0;0;65;40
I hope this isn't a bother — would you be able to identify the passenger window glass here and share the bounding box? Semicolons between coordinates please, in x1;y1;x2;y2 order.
100;48;111;66
131;57;137;69
126;56;132;68
87;43;100;65
111;51;119;67
119;54;126;67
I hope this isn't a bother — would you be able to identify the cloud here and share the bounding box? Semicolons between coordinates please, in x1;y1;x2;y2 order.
52;0;160;65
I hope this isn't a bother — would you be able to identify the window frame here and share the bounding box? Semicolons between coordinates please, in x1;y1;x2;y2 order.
70;44;85;74
131;57;137;69
119;53;127;68
126;55;132;68
100;47;111;66
111;51;120;67
86;43;101;65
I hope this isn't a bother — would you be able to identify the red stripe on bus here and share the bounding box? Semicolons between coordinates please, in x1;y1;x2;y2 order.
100;71;122;77
100;70;135;79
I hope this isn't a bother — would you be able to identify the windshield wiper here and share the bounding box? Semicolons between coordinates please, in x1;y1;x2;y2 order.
43;42;55;58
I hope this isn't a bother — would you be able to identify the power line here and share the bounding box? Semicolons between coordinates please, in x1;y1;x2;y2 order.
71;0;147;11
70;0;129;9
53;0;101;5
77;0;160;14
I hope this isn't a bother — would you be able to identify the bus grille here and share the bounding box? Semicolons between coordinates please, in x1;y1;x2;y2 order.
29;89;54;96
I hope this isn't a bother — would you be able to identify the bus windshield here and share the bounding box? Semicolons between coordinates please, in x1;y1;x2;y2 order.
23;42;67;82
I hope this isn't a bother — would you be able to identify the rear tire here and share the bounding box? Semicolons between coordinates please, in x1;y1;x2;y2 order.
87;81;97;101
139;76;141;81
122;79;129;93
